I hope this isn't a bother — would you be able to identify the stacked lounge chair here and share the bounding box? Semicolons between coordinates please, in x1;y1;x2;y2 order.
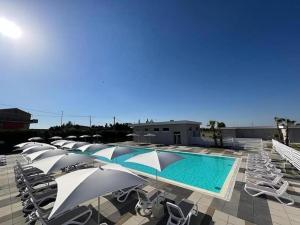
0;155;7;166
14;160;92;225
244;151;294;205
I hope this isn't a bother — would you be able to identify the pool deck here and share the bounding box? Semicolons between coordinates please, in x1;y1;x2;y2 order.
1;143;300;225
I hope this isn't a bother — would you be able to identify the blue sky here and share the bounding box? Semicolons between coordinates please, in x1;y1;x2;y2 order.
0;0;299;128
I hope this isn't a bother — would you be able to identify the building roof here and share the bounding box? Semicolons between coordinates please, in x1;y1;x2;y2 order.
132;120;201;127
220;126;277;129
0;108;31;115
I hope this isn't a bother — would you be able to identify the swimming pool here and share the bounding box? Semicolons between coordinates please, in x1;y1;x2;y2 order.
80;147;237;196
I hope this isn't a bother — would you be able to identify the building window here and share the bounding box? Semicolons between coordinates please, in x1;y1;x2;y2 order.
163;128;169;131
154;128;159;131
189;127;192;131
145;128;148;131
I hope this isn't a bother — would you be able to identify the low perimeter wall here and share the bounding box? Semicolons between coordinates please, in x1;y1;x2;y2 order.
220;127;300;143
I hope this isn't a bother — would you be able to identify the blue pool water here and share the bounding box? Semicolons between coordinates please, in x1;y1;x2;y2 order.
81;147;235;193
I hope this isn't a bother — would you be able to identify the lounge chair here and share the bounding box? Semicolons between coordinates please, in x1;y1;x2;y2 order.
23;188;57;215
135;189;165;215
112;184;143;202
32;205;92;225
247;165;281;174
166;199;198;225
18;176;54;192
246;173;284;187
244;180;294;205
21;178;57;201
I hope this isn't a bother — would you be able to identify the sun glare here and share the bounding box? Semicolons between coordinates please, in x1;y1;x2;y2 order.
0;17;22;39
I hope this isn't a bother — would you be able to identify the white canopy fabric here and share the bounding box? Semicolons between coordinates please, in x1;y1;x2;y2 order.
48;166;145;219
13;142;46;152
101;163;136;176
52;140;73;147
51;140;65;145
80;135;90;138
28;137;43;141
49;136;62;140
62;142;78;149
22;145;56;154
77;144;107;152
62;142;89;149
25;149;68;162
125;150;183;172
29;153;93;174
126;133;139;137
14;142;34;148
144;133;156;137
25;150;50;161
66;135;77;139
93;146;134;160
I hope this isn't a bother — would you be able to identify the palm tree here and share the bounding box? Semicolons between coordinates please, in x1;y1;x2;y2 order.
207;120;218;146
217;122;226;147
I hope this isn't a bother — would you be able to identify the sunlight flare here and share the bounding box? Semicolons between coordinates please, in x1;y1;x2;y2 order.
0;17;22;39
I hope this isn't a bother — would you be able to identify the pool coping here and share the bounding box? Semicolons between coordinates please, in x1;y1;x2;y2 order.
97;145;241;201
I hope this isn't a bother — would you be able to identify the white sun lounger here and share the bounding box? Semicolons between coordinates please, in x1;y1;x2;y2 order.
244;181;294;205
112;184;143;202
246;173;284;187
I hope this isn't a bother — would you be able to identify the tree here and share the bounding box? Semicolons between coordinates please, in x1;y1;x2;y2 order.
217;122;226;147
207;120;218;146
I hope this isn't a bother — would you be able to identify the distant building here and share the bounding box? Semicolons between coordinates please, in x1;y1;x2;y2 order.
132;120;201;145
220;126;300;143
0;108;37;130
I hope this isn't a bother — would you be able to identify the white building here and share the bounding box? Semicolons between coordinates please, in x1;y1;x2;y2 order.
132;120;202;145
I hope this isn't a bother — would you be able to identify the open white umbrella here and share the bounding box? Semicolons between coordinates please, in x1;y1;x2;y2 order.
48;165;145;223
144;133;156;137
51;140;65;145
66;135;77;139
25;149;68;162
25;150;50;162
126;133;139;137
52;140;73;147
62;142;89;150
77;144;107;152
22;145;56;154
28;137;44;141
49;136;62;140
14;143;47;152
29;153;93;174
93;146;134;161
80;135;90;138
126;150;183;203
14;142;34;148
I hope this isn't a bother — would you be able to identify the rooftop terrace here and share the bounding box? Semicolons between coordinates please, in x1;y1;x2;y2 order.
0;144;299;225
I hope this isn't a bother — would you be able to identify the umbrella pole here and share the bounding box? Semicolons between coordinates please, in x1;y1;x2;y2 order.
98;196;101;224
156;169;158;205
